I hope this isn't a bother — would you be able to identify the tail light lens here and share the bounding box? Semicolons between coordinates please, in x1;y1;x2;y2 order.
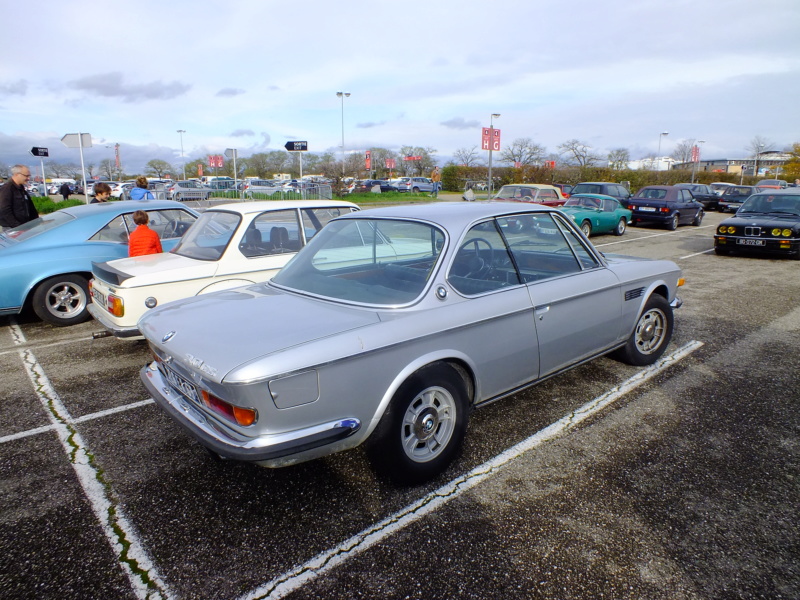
106;294;124;317
201;391;257;426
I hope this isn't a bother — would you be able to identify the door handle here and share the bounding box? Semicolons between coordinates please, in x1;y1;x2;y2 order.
535;306;550;320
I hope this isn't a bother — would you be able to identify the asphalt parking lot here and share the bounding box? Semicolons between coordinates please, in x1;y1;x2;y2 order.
1;209;798;600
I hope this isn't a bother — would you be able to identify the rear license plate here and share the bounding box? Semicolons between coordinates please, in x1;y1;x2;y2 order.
737;239;765;246
92;289;106;306
639;207;656;212
163;365;201;404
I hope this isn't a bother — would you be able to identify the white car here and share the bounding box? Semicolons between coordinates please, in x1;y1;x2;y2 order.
110;182;134;200
88;200;359;338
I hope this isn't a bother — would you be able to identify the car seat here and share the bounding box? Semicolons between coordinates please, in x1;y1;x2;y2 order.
270;226;290;252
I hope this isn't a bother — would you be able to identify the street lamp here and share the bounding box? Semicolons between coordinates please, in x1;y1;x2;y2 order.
753;143;765;180
690;140;705;184
177;130;186;180
336;92;350;179
487;113;500;197
656;131;669;171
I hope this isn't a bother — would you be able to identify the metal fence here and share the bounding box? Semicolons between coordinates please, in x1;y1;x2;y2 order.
183;184;333;211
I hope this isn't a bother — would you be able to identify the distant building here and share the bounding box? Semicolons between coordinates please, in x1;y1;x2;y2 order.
625;157;676;171
672;151;791;177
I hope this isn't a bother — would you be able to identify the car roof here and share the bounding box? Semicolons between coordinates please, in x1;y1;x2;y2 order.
569;193;619;201
500;183;559;190
205;200;359;216
339;201;556;229
59;199;192;217
751;188;800;196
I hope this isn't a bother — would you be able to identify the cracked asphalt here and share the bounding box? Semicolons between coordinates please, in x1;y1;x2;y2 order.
0;210;797;599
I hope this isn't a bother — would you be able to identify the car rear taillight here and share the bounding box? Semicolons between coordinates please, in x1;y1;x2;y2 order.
201;391;257;426
106;294;124;317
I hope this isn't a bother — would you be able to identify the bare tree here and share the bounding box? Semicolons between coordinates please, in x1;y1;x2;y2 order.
557;139;601;166
453;146;482;167
607;148;631;170
746;135;775;157
499;138;546;166
671;139;696;164
99;159;116;180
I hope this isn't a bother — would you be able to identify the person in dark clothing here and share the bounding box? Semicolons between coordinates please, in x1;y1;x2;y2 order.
60;182;72;201
0;165;39;232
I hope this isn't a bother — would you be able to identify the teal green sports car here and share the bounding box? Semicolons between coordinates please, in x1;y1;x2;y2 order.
559;193;632;237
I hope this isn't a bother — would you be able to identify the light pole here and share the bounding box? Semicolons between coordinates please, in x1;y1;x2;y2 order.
105;145;115;181
656;131;669;171
690;140;705;183
753;143;765;180
177;130;186;180
336;92;350;179
487;113;500;197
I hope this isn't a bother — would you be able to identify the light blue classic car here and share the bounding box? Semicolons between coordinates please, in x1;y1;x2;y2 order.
0;200;199;325
139;202;684;484
559;193;632;237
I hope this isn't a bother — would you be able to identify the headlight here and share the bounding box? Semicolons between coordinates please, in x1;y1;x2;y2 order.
782;229;792;237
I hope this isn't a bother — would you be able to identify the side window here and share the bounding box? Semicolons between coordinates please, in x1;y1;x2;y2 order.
603;199;615;212
553;214;601;270
496;213;584;284
247;209;301;256
301;206;354;243
540;190;556;200
123;209;196;240
448;220;519;295
90;214;129;243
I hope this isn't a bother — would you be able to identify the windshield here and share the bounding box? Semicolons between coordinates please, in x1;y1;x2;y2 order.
271;218;445;306
171;211;241;261
564;196;601;209
0;210;74;242
738;194;800;215
571;184;602;194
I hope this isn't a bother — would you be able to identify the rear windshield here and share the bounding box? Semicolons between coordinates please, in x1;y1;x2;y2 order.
0;210;75;243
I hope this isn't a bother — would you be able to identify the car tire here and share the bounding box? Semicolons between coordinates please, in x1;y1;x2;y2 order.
612;294;674;366
580;220;592;237
692;210;704;226
412;187;420;193
613;218;626;236
32;274;91;326
174;193;182;201
667;214;679;230
367;363;469;485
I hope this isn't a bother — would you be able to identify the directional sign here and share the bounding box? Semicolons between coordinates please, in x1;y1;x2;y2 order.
224;148;238;159
284;141;308;152
61;133;92;148
30;147;49;157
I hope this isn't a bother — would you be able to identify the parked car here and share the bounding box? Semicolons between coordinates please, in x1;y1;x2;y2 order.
710;182;735;196
714;189;800;259
349;179;398;194
244;179;282;198
559;193;631;237
394;177;435;193
552;183;573;197
628;185;704;230
0;200;199;326
718;185;760;213
89;200;359;338
138;202;684;484
111;182;134;200
674;183;721;211
570;182;632;207
491;184;566;207
167;180;212;201
206;180;238;191
756;179;788;189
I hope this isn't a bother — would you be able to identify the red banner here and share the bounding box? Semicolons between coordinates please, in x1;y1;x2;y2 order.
365;150;371;171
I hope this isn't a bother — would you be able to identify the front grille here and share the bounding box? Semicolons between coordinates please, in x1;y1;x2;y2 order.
744;226;762;236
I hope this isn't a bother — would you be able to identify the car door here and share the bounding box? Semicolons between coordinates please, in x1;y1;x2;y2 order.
598;199;618;231
499;212;622;377
676;190;696;223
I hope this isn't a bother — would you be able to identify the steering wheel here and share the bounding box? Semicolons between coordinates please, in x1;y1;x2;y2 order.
163;219;184;238
457;237;494;278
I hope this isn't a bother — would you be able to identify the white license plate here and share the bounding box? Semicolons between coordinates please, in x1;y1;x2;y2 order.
92;289;106;306
163;365;201;404
639;207;656;212
737;239;765;246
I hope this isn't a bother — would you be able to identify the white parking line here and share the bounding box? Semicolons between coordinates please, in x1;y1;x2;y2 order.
240;340;704;600
10;323;173;600
594;224;716;248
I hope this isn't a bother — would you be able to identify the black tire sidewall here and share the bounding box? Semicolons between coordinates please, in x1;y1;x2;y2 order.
367;364;469;485
32;274;91;326
615;294;674;366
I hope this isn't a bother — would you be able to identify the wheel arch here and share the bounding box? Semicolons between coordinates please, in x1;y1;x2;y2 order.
23;270;93;311
362;352;477;440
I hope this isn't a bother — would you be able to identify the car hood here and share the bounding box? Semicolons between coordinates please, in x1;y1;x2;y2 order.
93;252;216;287
721;213;800;228
139;284;381;384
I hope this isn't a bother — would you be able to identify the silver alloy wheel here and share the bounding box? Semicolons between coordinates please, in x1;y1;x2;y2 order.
634;306;667;355
581;221;592;237
43;280;87;320
400;385;456;463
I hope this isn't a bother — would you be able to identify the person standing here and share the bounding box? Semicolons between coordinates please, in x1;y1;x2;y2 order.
59;182;72;201
128;210;162;257
0;165;39;232
91;182;112;203
129;176;154;200
430;166;441;198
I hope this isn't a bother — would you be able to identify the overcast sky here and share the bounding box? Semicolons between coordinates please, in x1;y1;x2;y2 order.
2;0;799;175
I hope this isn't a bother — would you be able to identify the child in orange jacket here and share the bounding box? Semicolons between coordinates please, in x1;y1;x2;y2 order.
128;210;163;257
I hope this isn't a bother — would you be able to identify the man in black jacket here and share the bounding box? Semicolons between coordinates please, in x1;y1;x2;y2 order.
0;165;39;231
